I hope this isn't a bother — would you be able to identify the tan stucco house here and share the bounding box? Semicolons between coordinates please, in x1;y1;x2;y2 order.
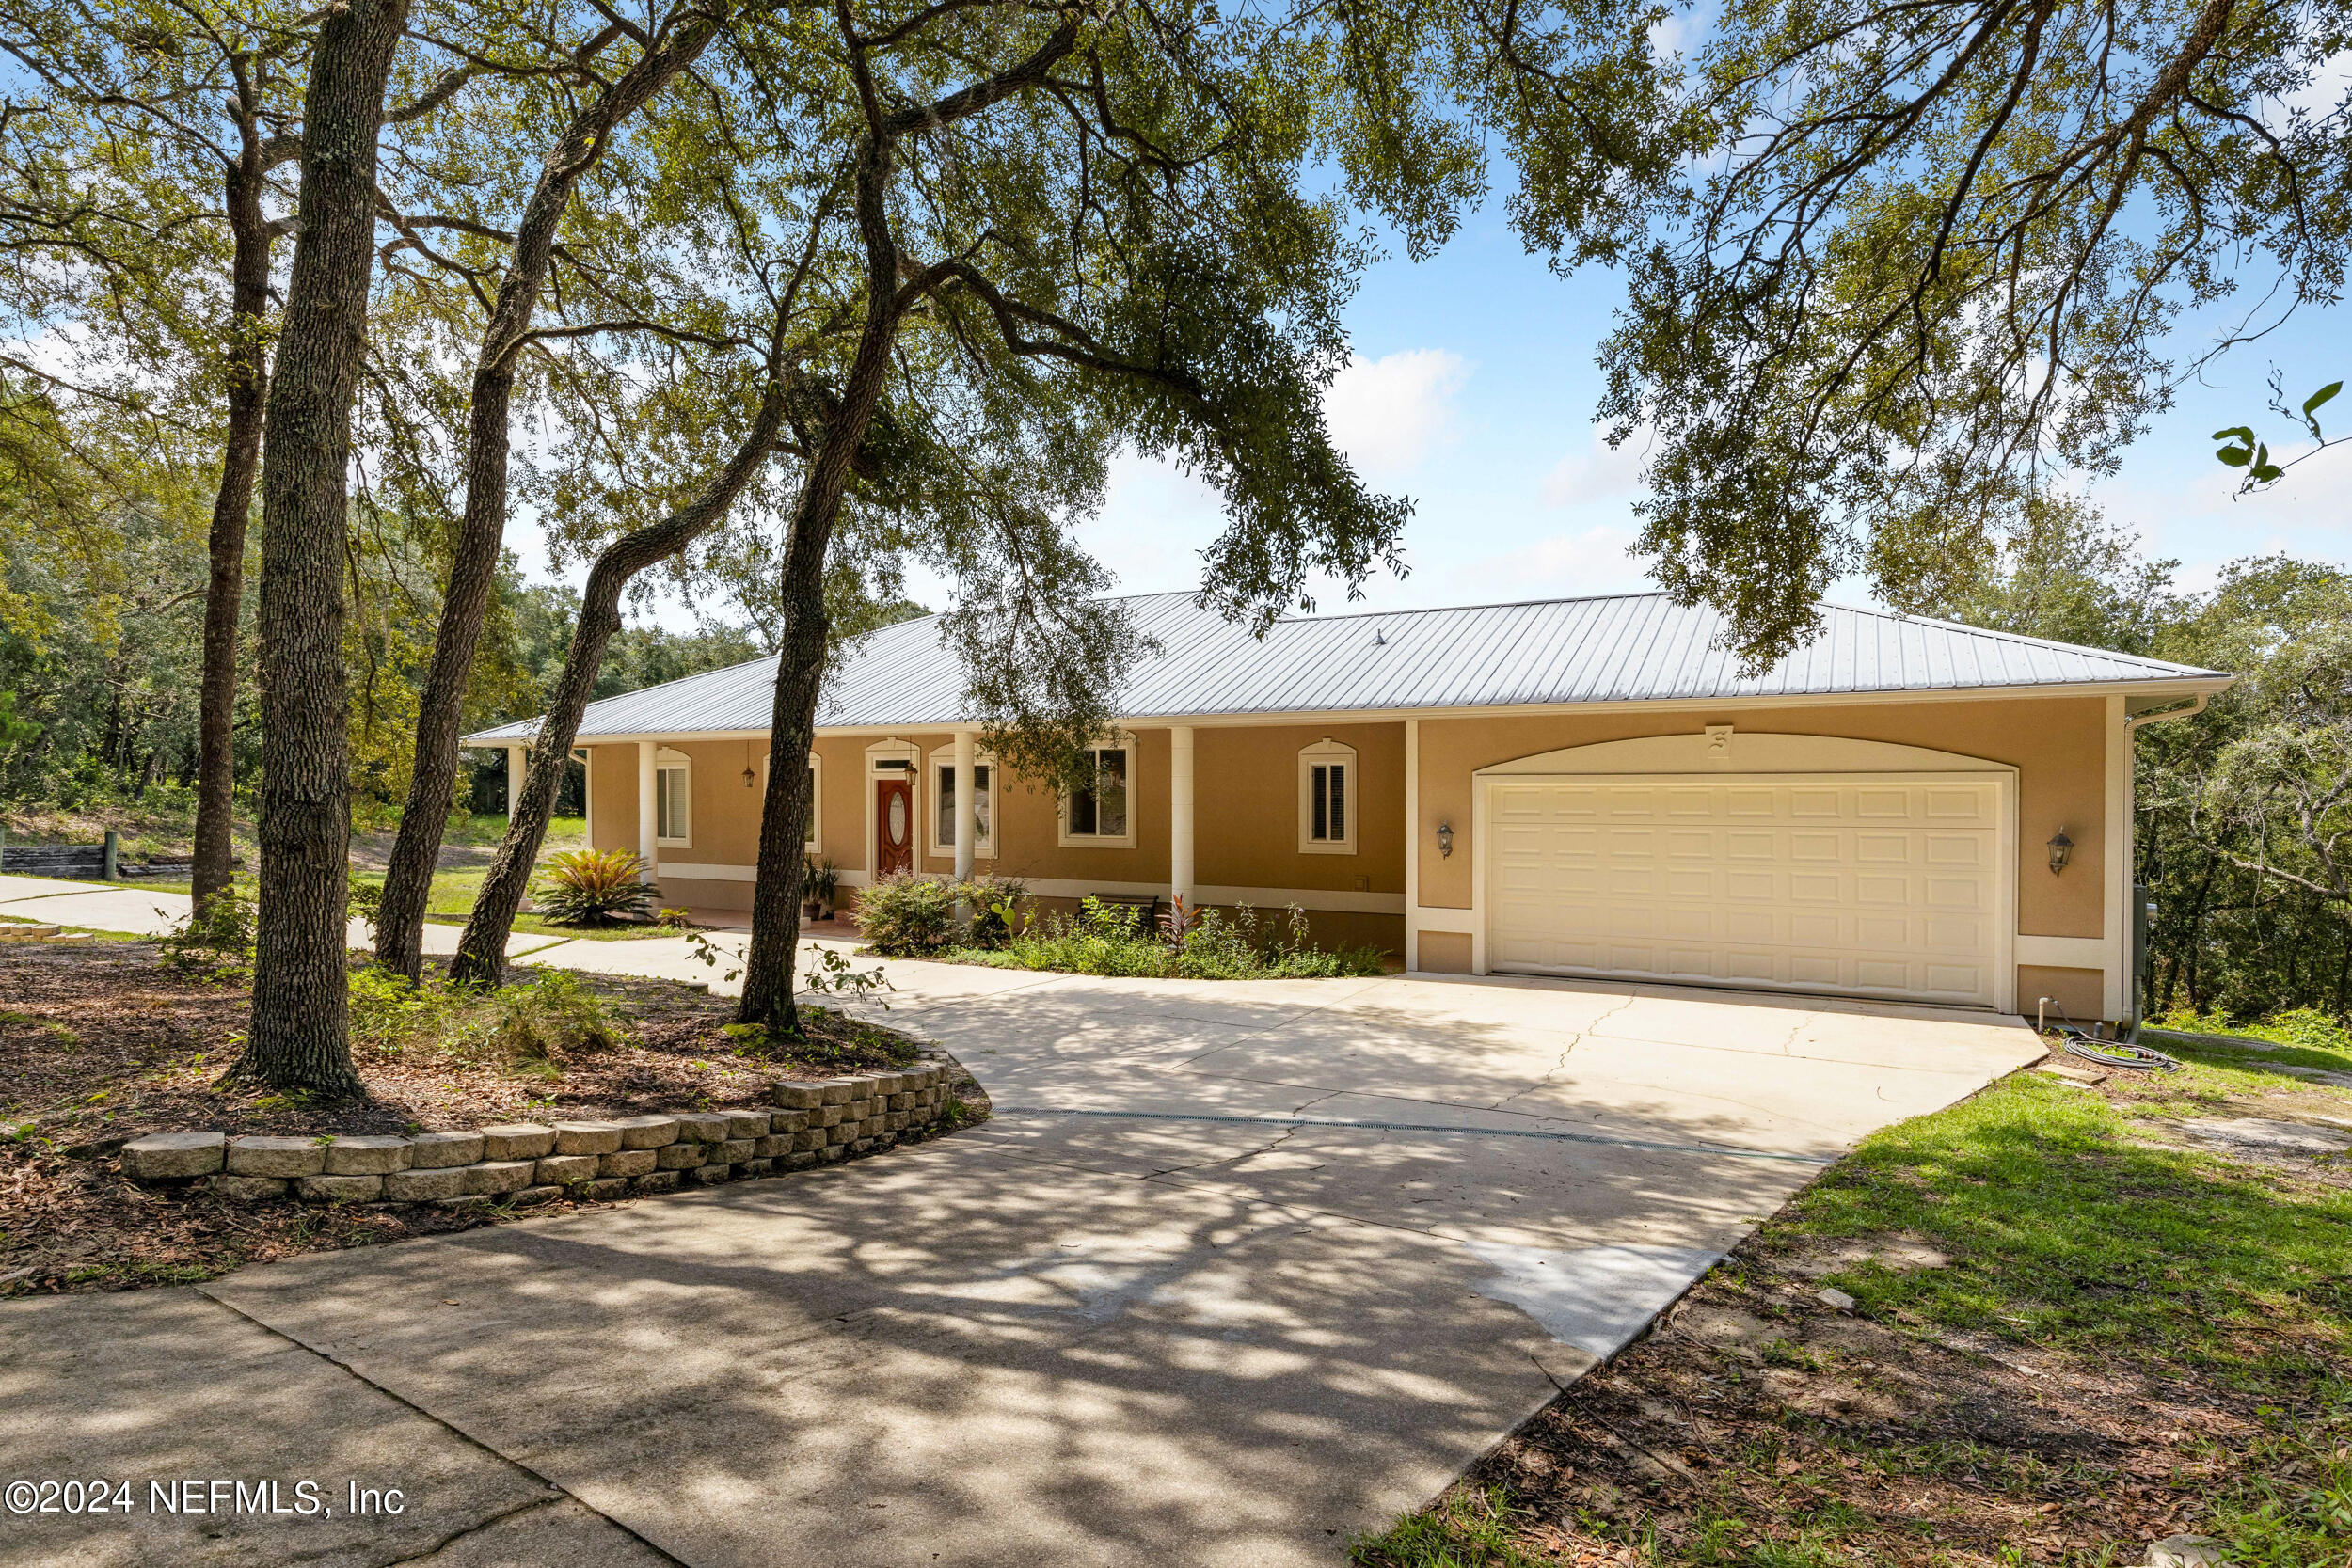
467;591;2231;1023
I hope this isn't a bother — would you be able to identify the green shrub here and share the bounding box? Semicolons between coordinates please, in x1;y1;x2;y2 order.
534;848;658;926
346;965;624;1079
854;872;961;955
485;969;621;1071
969;897;1385;981
959;876;1024;946
348;964;465;1053
2265;1006;2352;1053
160;889;256;974
990;896;1172;976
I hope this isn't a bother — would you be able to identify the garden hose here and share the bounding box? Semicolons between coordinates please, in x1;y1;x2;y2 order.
2058;1034;2184;1073
2036;998;2183;1073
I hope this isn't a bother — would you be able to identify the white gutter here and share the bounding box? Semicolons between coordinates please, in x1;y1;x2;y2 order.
463;677;2237;749
2123;691;2212;735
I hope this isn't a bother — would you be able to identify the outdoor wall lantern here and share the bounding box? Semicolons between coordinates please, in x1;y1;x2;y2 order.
2046;827;2074;876
1437;820;1454;859
742;742;758;788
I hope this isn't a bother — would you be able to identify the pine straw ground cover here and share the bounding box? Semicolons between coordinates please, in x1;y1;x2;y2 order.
1357;1035;2352;1568
0;942;966;1297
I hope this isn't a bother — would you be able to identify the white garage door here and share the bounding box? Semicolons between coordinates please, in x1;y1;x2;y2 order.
1486;775;2005;1007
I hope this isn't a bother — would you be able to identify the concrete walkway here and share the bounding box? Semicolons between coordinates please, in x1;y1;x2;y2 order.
0;874;577;958
2;884;2043;1567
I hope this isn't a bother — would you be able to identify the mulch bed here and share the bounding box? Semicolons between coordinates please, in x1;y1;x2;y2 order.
0;943;967;1298
1394;1238;2344;1566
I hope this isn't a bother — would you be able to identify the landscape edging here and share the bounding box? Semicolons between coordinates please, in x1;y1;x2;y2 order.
118;1053;975;1206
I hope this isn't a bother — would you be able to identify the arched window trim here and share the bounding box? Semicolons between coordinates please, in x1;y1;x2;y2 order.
1298;736;1357;855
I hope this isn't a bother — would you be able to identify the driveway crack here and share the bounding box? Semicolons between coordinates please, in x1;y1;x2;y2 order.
196;1290;685;1566
1149;1116;1311;1178
1489;996;1632;1112
381;1497;597;1566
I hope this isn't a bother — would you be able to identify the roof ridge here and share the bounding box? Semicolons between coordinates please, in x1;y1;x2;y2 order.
1273;590;1676;625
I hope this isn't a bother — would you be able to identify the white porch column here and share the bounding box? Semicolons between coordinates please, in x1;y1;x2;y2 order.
952;729;977;881
1404;719;1420;972
505;745;526;820
2104;693;2130;1022
1169;724;1195;913
636;739;659;883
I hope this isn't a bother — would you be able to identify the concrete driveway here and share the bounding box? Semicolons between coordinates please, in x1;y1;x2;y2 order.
5;950;2041;1568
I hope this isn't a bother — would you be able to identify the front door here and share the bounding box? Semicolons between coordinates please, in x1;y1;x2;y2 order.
875;777;914;877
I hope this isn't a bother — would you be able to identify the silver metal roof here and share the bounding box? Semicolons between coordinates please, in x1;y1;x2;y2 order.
464;590;2230;743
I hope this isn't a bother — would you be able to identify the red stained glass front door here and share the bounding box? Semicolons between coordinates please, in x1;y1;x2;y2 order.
875;778;914;876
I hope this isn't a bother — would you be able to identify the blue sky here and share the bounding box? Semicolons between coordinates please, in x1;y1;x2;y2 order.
1039;196;2352;621
580;183;2352;634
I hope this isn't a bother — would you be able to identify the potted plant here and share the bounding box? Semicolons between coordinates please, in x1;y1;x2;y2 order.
807;857;841;921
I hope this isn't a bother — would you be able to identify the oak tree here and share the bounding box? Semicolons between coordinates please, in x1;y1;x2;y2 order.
1575;0;2352;663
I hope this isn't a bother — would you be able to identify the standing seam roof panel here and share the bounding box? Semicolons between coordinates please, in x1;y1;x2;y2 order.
460;590;2231;744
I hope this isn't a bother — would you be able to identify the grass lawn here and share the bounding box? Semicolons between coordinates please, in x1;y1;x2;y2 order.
1354;1024;2352;1567
357;873;670;944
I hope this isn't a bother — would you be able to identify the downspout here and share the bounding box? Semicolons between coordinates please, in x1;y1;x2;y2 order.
2120;692;2214;1040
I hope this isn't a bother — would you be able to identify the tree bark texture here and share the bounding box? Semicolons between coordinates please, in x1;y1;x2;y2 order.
449;375;789;987
238;0;408;1096
374;14;724;980
191;101;275;919
738;141;905;1033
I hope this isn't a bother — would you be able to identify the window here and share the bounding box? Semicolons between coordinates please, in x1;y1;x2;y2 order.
803;754;821;851
1298;738;1356;854
1060;742;1134;847
759;752;823;850
930;752;994;857
654;748;692;847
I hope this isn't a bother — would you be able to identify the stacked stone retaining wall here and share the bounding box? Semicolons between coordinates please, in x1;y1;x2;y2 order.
119;1060;961;1206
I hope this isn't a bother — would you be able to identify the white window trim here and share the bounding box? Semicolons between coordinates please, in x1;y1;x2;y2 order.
926;744;997;859
654;747;693;848
1057;733;1139;849
864;737;923;875
763;752;823;851
804;752;822;852
576;748;594;850
1298;737;1358;855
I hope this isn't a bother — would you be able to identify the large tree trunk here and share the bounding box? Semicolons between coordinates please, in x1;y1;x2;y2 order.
191;113;274;920
373;14;723;980
234;0;408;1096
450;375;788;987
739;142;902;1033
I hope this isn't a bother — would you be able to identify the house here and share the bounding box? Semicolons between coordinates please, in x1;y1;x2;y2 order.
465;591;2231;1022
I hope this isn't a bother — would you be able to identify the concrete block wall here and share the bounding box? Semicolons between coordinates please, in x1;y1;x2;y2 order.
119;1061;959;1206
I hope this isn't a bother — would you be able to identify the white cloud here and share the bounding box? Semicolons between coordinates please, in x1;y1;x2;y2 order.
1438;523;1649;603
1540;426;1649;507
2090;435;2352;584
1323;348;1470;479
2279;51;2351;120
1023;346;1470;599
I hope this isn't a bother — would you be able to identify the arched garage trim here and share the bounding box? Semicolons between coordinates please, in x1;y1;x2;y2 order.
1479;731;2014;777
1470;731;2017;1010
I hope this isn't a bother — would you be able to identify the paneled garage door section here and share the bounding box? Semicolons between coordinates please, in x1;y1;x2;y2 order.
1487;778;2002;1006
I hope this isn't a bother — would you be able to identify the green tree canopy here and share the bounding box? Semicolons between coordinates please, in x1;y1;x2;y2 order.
1562;0;2352;664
